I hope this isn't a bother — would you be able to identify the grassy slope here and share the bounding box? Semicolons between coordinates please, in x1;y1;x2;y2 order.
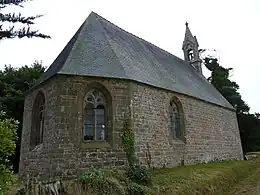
227;154;260;195
6;157;260;195
228;168;260;195
151;158;260;195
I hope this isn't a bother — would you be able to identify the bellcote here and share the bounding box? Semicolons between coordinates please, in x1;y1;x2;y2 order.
182;22;202;75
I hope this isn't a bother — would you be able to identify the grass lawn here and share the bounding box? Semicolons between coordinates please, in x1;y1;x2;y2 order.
151;158;260;194
6;156;260;195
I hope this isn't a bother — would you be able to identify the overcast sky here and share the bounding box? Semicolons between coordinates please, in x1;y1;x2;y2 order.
0;0;259;113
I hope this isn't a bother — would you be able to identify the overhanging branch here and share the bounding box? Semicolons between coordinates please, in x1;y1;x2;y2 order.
0;13;43;24
0;25;50;39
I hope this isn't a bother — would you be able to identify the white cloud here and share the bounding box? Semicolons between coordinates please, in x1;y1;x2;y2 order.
0;0;259;113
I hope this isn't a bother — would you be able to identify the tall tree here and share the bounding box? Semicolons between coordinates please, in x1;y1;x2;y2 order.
0;0;50;40
203;56;260;154
0;61;45;172
204;57;249;114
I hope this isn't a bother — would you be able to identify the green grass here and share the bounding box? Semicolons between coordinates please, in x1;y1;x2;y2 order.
227;168;260;195
151;158;260;195
6;156;260;195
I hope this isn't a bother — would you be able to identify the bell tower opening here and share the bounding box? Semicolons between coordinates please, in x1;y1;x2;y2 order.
187;49;194;61
182;22;202;75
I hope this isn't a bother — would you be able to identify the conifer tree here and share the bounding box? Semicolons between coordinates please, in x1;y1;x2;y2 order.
0;0;50;40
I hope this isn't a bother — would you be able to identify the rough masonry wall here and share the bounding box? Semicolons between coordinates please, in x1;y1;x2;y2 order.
131;82;243;168
19;75;131;179
19;76;61;178
20;75;244;179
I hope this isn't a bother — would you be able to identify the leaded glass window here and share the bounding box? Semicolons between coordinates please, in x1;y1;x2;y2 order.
84;89;106;141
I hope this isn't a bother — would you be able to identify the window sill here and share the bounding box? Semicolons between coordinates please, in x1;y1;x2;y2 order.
30;143;43;152
80;141;111;149
169;137;186;145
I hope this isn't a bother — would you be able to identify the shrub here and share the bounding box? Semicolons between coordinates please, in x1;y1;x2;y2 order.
77;168;125;195
0;111;18;194
126;182;149;195
126;165;152;186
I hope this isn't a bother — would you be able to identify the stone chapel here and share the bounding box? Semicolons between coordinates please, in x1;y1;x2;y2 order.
19;12;243;179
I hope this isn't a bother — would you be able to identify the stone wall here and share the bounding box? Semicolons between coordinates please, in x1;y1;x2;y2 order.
19;75;131;179
19;76;60;178
131;82;243;168
19;75;243;179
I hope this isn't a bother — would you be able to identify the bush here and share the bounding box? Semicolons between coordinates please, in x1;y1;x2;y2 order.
126;165;152;186
0;111;18;194
0;165;17;194
77;168;125;195
76;167;151;195
126;182;149;195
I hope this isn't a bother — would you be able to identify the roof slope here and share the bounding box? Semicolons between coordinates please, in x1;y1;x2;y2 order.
38;12;234;110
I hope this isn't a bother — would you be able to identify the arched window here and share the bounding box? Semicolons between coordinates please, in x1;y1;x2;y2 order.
169;98;184;140
84;89;106;141
31;91;45;148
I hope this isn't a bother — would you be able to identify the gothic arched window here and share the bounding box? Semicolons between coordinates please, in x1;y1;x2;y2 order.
169;97;185;141
31;91;45;148
84;89;106;141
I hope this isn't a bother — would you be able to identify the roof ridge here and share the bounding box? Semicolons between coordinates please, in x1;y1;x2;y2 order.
88;12;226;104
92;12;218;95
92;12;189;66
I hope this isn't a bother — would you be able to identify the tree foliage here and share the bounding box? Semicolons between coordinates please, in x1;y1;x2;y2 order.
204;57;249;114
0;111;18;193
0;61;45;172
238;112;260;153
0;0;50;40
203;56;260;154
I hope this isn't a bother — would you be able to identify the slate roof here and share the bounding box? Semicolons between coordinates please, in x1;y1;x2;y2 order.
37;11;234;110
